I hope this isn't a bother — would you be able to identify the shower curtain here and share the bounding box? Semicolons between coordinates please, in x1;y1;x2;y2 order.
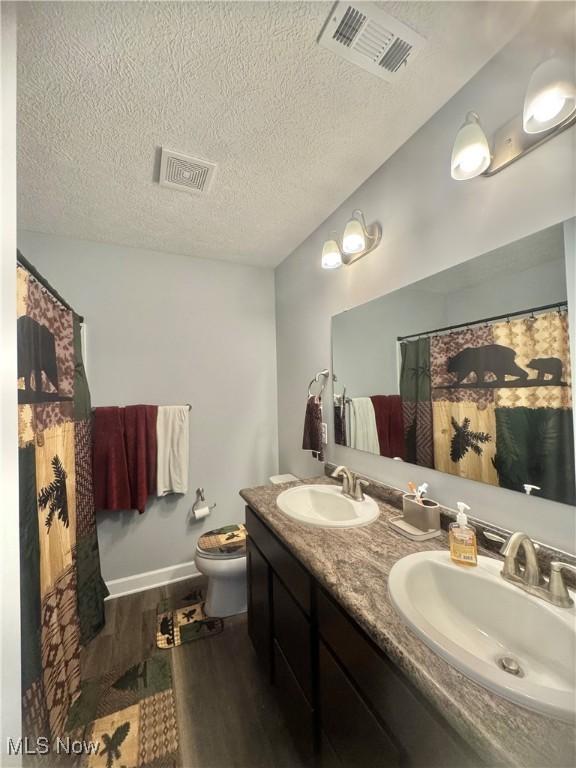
17;258;108;743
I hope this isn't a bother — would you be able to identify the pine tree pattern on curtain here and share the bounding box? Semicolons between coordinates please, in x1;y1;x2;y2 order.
431;325;498;485
17;262;108;743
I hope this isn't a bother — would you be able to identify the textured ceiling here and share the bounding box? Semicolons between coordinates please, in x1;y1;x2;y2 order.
17;1;533;267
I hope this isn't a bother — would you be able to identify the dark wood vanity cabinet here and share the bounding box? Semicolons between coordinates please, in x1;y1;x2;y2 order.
245;506;481;768
246;538;272;677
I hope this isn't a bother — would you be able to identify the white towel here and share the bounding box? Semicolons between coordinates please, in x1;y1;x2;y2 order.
157;406;190;496
349;398;380;454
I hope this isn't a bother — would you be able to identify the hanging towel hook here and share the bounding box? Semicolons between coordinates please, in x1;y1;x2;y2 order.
308;369;329;398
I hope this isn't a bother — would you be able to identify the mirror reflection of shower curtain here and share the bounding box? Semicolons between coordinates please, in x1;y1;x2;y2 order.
399;337;434;468
17;260;108;743
426;311;574;505
491;312;574;504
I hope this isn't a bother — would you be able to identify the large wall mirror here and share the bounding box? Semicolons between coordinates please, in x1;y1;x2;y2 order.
332;223;575;505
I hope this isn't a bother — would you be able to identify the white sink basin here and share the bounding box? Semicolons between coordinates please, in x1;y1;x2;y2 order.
388;551;576;722
276;484;379;528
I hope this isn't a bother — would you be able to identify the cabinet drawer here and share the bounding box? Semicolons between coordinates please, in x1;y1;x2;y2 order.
246;538;272;678
317;588;479;767
320;641;401;768
273;640;315;764
246;506;311;614
273;573;313;703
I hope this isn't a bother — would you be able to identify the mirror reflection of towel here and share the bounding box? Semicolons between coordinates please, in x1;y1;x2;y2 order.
302;396;324;461
370;395;404;459
349;398;380;454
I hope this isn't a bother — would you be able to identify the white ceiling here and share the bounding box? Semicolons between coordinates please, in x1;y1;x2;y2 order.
17;1;534;268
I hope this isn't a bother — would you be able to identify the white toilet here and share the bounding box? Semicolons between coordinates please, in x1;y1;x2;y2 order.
195;523;248;618
194;475;298;618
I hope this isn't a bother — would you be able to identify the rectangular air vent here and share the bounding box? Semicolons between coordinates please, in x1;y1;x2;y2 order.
159;148;217;194
318;2;426;82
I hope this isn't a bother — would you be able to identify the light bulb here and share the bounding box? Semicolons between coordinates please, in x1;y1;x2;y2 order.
342;218;366;254
529;89;566;124
523;57;576;134
321;239;343;270
457;144;489;173
450;112;491;180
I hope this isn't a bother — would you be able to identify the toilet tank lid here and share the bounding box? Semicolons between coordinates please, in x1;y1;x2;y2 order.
269;473;299;485
197;523;247;558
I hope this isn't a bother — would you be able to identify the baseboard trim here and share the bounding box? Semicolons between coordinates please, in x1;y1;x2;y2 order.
105;560;201;600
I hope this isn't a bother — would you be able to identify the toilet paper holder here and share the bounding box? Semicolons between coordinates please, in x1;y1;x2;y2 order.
192;487;216;518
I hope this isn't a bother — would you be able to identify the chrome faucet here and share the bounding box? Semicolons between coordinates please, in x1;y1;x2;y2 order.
500;531;575;608
501;532;541;587
331;466;369;502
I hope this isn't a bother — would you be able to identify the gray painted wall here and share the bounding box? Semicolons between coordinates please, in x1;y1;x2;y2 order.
332;287;445;398
18;231;279;581
442;257;567;326
275;10;576;554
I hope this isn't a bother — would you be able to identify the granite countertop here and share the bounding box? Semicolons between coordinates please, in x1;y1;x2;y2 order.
240;476;576;768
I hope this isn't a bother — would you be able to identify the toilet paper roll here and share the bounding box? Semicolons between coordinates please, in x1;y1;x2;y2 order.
193;505;210;520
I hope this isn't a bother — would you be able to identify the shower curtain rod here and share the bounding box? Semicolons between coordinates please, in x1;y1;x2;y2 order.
17;249;84;322
397;300;568;342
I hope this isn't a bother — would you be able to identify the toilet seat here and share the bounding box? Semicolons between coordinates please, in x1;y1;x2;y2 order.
194;523;248;617
196;523;247;560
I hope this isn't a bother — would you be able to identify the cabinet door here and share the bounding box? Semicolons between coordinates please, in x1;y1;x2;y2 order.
318;588;478;767
273;640;315;766
247;537;272;679
246;506;312;614
319;641;401;768
273;574;313;703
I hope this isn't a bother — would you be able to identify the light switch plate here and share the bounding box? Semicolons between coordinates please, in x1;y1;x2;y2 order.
322;422;328;444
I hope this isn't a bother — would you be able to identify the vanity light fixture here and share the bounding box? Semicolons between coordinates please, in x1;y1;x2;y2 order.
321;236;343;270
523;56;576;133
451;55;576;179
321;210;382;269
450;112;491;180
342;212;367;254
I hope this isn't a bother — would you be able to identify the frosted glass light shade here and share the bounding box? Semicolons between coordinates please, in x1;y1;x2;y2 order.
451;112;491;180
342;218;366;254
321;239;343;269
523;57;576;133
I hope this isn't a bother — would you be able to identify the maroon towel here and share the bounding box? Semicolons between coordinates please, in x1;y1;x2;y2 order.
302;396;324;462
93;407;131;511
124;405;158;514
370;395;405;459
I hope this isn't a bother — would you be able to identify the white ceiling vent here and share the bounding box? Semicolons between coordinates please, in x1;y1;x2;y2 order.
159;148;217;194
318;2;426;82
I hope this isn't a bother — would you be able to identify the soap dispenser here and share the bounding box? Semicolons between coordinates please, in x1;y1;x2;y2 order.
449;502;477;567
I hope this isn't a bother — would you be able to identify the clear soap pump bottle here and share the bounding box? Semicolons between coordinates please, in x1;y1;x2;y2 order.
449;502;477;567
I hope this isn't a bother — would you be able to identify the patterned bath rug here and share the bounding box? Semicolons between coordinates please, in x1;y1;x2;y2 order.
65;652;179;768
156;588;223;649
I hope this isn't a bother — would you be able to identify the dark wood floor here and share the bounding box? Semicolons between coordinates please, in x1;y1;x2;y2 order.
81;577;305;768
